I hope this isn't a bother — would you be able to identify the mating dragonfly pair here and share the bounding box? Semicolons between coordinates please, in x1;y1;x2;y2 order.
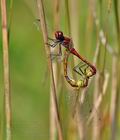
47;31;96;89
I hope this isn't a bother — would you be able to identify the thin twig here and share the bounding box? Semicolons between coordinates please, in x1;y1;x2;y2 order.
36;0;63;140
1;0;12;140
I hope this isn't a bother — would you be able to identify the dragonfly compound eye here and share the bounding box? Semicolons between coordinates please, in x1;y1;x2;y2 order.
55;31;64;41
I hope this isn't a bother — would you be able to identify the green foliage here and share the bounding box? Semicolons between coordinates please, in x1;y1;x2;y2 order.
0;0;120;140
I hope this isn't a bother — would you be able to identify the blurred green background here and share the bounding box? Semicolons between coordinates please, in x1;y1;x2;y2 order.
0;0;50;140
0;0;120;140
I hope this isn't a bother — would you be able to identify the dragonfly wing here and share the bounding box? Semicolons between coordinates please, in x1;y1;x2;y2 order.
73;60;93;78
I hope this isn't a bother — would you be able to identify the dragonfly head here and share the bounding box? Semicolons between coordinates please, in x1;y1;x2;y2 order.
55;31;64;41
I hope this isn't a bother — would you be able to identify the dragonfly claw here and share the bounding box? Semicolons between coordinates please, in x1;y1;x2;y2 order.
46;42;52;46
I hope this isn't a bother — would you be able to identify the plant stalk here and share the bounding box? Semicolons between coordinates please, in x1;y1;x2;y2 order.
36;0;63;140
1;0;12;140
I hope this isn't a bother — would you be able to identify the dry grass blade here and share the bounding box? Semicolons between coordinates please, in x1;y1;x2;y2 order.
50;0;60;140
87;72;109;125
53;0;60;31
110;1;120;140
65;0;71;35
99;30;117;55
114;0;120;47
80;40;100;104
8;0;13;42
110;55;118;140
1;0;12;140
36;0;63;140
108;0;112;13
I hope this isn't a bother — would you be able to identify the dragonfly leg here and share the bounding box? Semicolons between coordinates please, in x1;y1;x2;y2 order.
50;44;62;61
73;62;86;76
75;62;86;69
77;62;93;78
73;66;83;76
46;37;60;48
48;37;61;46
79;64;89;75
78;64;94;78
73;61;93;78
46;42;58;48
48;37;58;42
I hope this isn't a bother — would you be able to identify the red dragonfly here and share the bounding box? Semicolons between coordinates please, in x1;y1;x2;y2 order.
47;31;96;88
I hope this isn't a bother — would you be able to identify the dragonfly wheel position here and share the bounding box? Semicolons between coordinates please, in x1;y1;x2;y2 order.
47;31;96;88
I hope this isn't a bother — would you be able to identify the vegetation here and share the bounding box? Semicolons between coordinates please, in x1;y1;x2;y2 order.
0;0;120;140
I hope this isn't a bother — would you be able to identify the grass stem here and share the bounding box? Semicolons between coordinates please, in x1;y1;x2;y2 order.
36;0;63;140
1;0;12;140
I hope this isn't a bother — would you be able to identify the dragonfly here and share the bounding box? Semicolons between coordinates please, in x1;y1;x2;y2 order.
47;31;96;88
63;49;89;88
